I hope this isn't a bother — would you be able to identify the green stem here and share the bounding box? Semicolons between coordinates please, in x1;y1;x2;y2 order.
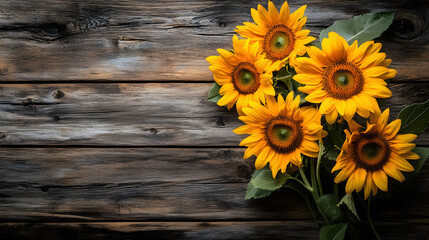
310;158;330;225
285;184;319;230
316;141;324;196
292;175;314;192
366;196;381;240
303;192;320;230
298;166;312;189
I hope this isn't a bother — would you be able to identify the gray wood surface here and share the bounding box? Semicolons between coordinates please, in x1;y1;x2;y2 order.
0;83;427;146
0;0;428;239
1;220;428;240
0;148;428;223
0;0;427;82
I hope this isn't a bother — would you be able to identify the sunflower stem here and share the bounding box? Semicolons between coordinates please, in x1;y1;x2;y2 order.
293;173;314;192
366;196;381;240
298;166;312;190
310;158;330;225
316;141;324;196
285;184;319;230
304;194;320;230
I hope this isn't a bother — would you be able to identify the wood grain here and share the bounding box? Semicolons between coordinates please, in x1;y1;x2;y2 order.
1;0;428;238
1;220;428;240
0;0;427;82
0;83;427;146
0;221;320;240
0;148;427;222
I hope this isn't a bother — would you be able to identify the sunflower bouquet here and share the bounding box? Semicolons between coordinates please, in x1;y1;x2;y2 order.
206;1;429;239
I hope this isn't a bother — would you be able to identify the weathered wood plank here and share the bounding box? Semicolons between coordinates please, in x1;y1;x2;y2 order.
0;148;428;221
1;220;428;240
0;147;308;221
0;221;320;240
0;83;427;146
0;0;427;81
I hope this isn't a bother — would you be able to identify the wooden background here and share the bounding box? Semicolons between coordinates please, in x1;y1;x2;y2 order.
0;0;428;239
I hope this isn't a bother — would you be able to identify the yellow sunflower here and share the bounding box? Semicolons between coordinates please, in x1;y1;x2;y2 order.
235;1;315;70
207;35;275;115
234;92;326;178
293;32;397;124
332;108;420;199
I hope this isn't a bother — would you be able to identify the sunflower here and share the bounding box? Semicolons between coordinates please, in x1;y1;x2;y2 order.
234;92;326;178
293;32;397;124
332;108;419;199
235;1;315;70
207;35;275;115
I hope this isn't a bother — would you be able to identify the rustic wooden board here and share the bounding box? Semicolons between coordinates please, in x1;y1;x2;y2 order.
1;0;428;238
0;83;427;146
1;220;429;240
0;148;427;222
0;221;320;240
0;0;427;82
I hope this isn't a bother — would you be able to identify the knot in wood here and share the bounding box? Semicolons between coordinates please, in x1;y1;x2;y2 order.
390;11;426;40
33;23;68;41
53;90;65;99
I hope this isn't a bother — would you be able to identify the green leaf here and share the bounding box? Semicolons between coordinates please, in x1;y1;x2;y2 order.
397;99;429;135
323;124;346;161
245;182;273;200
320;223;348;240
250;166;292;191
206;82;222;103
411;147;429;173
325;149;340;162
276;67;292;88
317;194;342;224
337;193;360;221
319;12;395;45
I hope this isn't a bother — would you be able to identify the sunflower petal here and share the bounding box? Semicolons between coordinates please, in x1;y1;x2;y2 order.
383;162;405;182
364;172;373;199
372;170;388;192
255;147;271;169
279;0;290;24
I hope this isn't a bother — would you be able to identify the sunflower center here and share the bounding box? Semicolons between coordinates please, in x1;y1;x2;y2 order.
232;62;261;95
351;134;391;171
265;117;303;154
322;62;364;100
263;24;295;61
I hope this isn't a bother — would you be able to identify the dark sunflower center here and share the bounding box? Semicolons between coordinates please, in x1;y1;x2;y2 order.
263;24;295;61
322;62;364;100
351;134;391;171
232;62;260;95
265;117;303;154
362;142;382;159
273;125;293;141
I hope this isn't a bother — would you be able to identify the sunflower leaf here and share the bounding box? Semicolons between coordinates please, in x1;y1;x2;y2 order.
245;181;273;200
317;194;342;224
320;223;348;240
319;11;395;45
337;193;360;221
397;99;429;135
206;82;222;103
275;66;292;89
250;166;292;191
411;147;429;173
